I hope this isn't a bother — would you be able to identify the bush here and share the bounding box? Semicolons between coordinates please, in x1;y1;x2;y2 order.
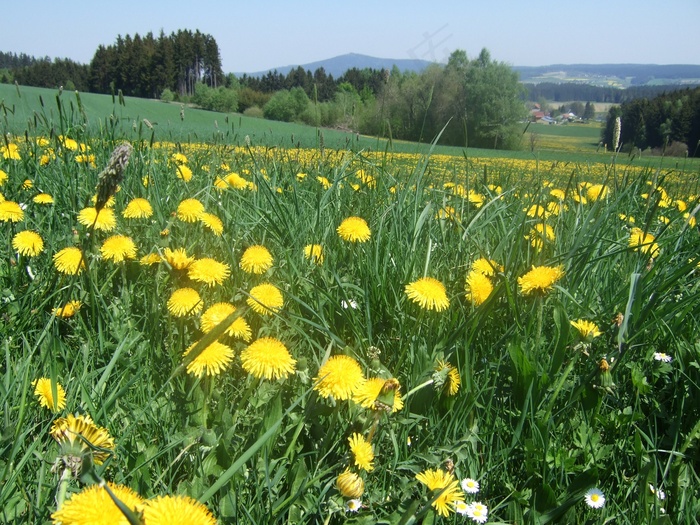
243;105;264;118
160;88;175;103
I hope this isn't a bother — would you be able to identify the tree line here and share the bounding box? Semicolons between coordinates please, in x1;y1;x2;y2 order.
526;82;696;104
602;87;700;156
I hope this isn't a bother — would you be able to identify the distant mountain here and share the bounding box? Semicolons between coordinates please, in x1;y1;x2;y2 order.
236;53;434;78
514;64;700;87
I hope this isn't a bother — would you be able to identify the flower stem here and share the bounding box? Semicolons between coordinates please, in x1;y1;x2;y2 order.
55;467;72;510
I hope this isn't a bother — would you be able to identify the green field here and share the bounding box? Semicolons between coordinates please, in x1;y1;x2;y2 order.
2;83;700;524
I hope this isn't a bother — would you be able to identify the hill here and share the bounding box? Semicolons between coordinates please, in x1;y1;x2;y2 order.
514;63;700;87
236;53;434;77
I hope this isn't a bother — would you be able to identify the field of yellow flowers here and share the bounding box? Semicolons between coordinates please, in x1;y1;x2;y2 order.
1;122;700;525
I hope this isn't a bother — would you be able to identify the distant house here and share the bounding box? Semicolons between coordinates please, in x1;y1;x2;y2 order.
531;110;545;122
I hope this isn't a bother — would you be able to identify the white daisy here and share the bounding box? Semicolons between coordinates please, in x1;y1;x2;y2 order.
653;352;672;363
584;487;605;509
466;501;488;523
345;498;362;512
461;477;480;493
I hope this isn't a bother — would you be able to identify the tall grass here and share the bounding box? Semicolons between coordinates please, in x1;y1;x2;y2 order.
1;88;699;524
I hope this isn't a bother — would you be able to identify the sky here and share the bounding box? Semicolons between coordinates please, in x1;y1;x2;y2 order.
2;0;699;74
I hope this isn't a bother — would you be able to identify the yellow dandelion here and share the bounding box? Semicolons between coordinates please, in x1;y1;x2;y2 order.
50;413;115;465
356;169;376;188
0;168;7;185
471;257;502;277
77;207;116;231
12;230;44;256
247;283;284;315
465;270;493;306
139;253;162;266
240;245;274;274
22;179;33;190
1;143;21;160
527;223;556;250
200;302;252;341
0;200;24;222
188;258;230;287
304;244;324;264
517;265;565;296
353;377;404;412
570;319;602;341
171;152;188;165
336;469;364;498
51;482;144;525
550;188;566;200
629;227;660;258
33;378;66;412
53;300;82;318
167;287;203;317
405;277;450;311
163;247;195;270
416;468;465;517
58;136;78;151
100;235;137;263
241;337;297;380
525;204;548;218
587;184;608;201
142;495;217;525
176;198;205;222
225;172;250;189
434;361;461;396
184;340;234;377
314;355;365;400
176;164;193;182
436;206;459;221
337;216;371;242
200;212;223;235
122;197;153;219
53;247;85;275
317;176;332;189
33;193;54;204
348;433;374;471
75;153;96;166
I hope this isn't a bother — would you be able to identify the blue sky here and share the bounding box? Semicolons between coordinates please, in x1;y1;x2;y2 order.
2;0;699;73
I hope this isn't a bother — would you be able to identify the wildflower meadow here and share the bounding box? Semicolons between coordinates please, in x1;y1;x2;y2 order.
1;90;700;524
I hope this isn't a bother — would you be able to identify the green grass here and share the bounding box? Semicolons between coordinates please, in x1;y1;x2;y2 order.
1;86;700;524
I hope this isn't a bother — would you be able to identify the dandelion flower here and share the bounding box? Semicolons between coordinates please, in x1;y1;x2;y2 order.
53;247;85;275
461;478;480;493
176;198;205;222
466;502;489;523
241;337;297;380
471;258;502;277
33;378;66;412
570;319;602;341
434;361;461;396
140;253;162;266
122;197;153;219
33;193;54;204
353;377;404;412
12;230;44;256
51;482;144;525
0;169;7;185
314;355;365;400
240;245;274;274
184;340;234;377
1;143;21;160
77;207;116;231
142;494;217;525
416;468;465;517
527;223;555;249
188;258;230;287
587;184;608;201
629;227;660;258
53;300;82;318
304;244;324;264
200;212;223;235
336;469;364;498
0;200;24;222
317;176;331;189
405;277;450;311
176;164;193;182
167;287;202;317
200;302;251;340
247;283;283;315
100;235;137;263
50;413;115;465
337;216;371;242
517;265;564;296
225;172;250;189
653;352;672;363
465;270;493;306
163;247;194;270
171;152;188;165
348;432;374;471
584;487;605;509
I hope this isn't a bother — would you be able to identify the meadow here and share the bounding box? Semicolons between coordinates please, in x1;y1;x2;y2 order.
1;85;700;524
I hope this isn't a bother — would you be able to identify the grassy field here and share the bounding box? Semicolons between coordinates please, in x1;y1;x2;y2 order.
1;85;700;524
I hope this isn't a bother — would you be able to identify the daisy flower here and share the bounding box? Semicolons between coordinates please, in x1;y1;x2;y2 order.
584;487;605;509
